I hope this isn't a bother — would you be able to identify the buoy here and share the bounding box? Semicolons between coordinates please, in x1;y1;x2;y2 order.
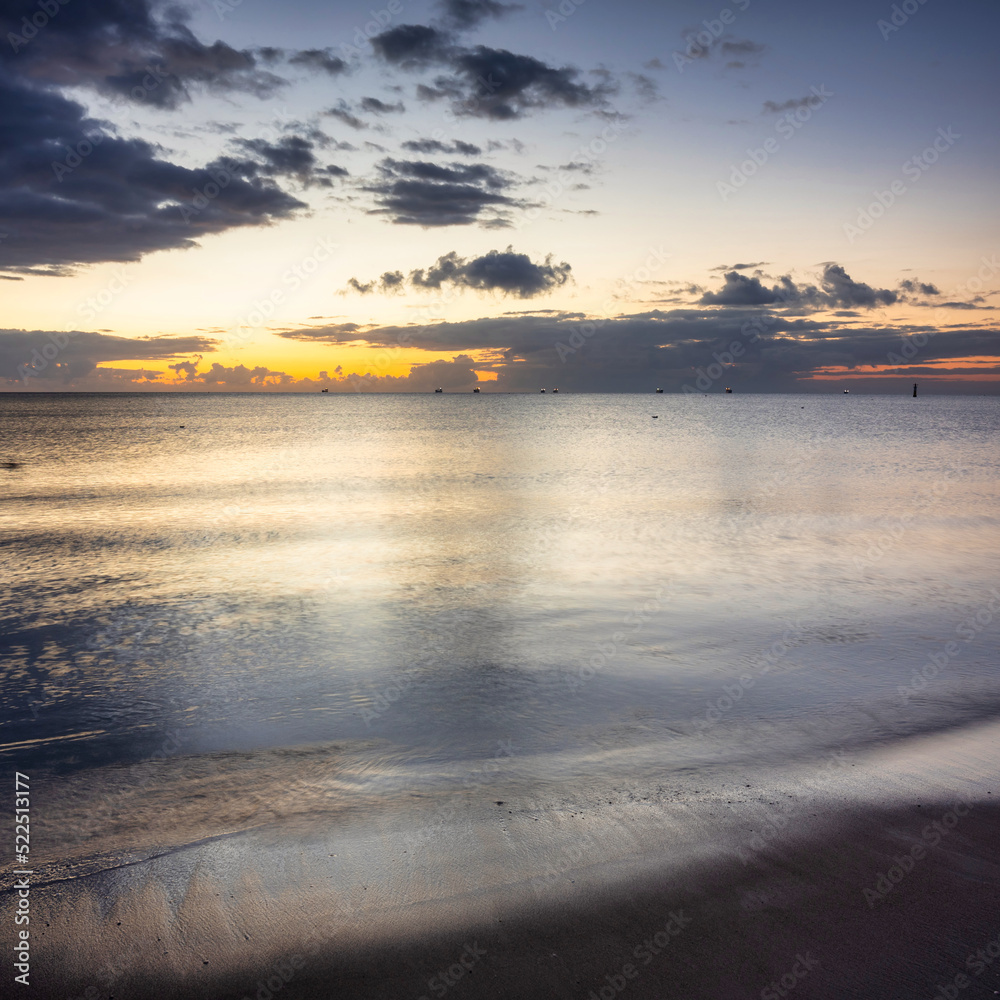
913;383;918;398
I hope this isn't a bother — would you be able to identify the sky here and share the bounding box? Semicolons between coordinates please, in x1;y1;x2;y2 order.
0;0;997;392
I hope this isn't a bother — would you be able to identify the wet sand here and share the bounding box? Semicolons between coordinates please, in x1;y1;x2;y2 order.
6;720;1000;1000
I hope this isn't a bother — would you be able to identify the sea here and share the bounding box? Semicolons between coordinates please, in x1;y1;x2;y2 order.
1;391;999;878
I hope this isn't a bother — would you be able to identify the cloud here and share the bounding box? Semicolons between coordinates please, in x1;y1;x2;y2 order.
325;101;369;130
820;264;899;308
370;24;452;67
699;264;899;309
169;359;201;381
287;48;349;75
365;158;520;226
346;248;571;298
1;330;216;382
276;309;1000;393
196;363;287;386
0;75;307;274
762;94;827;114
721;40;766;56
0;0;323;272
370;24;615;120
346;273;406;294
711;261;770;272
233;135;345;185
360;96;406;114
436;0;524;29
0;0;284;109
899;279;940;295
676;30;765;67
410;248;571;296
436;46;616;120
401;138;482;155
628;72;660;102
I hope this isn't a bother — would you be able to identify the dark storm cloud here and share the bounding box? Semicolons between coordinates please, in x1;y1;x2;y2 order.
370;24;452;67
0;76;306;273
233;136;339;185
410;249;571;296
0;0;341;272
700;271;814;307
0;329;216;382
276;310;1000;393
365;158;520;226
820;264;899;308
699;265;899;309
370;24;615;120
0;0;284;109
436;0;523;29
401;138;482;155
346;248;571;298
439;46;616;120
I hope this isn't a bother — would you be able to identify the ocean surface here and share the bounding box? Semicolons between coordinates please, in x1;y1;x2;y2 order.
1;391;999;873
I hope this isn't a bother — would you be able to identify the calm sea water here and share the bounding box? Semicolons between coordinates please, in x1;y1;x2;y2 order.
1;392;998;819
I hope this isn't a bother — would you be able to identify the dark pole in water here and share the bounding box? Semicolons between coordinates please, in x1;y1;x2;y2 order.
913;383;918;398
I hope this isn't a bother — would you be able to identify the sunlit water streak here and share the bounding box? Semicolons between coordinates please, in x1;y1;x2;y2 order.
1;391;998;867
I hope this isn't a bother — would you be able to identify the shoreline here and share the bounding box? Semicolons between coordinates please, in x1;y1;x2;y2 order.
5;719;999;999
